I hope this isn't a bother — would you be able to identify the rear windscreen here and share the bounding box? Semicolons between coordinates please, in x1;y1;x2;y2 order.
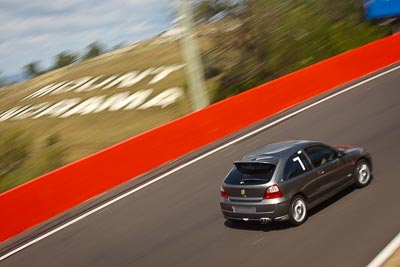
224;163;276;185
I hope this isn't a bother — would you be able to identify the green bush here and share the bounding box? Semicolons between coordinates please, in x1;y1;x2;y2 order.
0;131;66;193
40;145;66;172
0;128;31;178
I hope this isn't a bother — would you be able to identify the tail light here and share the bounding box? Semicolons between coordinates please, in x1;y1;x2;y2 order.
220;186;228;198
264;184;283;199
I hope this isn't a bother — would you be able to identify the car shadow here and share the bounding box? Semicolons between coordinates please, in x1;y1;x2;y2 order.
224;219;292;232
224;186;355;232
308;185;355;217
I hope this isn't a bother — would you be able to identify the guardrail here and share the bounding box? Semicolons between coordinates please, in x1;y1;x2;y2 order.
1;33;399;242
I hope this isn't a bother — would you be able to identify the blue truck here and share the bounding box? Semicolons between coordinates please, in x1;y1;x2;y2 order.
364;0;400;19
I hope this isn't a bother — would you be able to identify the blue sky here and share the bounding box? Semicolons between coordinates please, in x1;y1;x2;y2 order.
0;0;172;78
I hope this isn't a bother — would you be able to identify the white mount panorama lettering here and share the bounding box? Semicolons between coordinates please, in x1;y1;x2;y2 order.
0;65;185;122
22;65;184;100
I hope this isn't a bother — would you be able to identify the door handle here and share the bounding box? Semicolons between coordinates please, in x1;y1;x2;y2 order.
317;170;325;175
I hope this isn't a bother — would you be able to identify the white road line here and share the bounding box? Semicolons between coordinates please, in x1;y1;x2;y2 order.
251;237;265;246
367;232;400;267
1;64;399;262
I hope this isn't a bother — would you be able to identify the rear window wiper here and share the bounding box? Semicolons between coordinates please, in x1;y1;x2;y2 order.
240;178;267;184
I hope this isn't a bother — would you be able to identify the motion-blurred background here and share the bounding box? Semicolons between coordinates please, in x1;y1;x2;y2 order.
0;0;398;193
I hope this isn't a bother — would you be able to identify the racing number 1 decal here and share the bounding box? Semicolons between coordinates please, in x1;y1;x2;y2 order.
293;156;306;171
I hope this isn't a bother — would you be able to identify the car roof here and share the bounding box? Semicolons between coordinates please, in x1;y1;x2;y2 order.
239;140;317;163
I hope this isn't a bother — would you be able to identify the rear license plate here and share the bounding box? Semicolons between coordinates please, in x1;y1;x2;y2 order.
233;206;256;213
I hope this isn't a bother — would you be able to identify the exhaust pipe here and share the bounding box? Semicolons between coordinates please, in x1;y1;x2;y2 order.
260;218;271;224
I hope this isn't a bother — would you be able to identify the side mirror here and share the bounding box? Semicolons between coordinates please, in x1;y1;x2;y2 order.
337;151;345;158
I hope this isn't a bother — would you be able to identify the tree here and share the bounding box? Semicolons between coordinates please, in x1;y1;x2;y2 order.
83;41;105;60
23;61;42;78
205;0;391;102
0;128;31;178
41;133;65;171
192;0;244;22
112;42;126;51
193;1;218;22
53;51;79;69
0;71;5;87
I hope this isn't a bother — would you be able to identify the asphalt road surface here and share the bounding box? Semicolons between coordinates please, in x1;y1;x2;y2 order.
1;64;400;267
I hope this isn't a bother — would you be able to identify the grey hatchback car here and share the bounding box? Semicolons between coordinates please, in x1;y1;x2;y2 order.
220;140;372;226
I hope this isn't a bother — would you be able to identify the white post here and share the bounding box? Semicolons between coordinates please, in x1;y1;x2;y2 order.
176;0;210;111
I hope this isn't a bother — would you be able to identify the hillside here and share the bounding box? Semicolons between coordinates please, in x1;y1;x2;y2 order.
0;30;215;192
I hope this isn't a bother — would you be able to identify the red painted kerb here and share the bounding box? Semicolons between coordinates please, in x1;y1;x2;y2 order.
1;34;399;242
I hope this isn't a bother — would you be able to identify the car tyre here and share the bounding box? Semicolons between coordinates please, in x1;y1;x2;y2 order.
354;159;372;188
288;195;308;226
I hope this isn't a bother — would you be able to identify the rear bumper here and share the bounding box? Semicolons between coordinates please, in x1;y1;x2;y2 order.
223;215;289;223
220;198;290;222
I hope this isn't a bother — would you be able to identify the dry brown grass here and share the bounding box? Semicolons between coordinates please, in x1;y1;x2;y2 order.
0;31;216;192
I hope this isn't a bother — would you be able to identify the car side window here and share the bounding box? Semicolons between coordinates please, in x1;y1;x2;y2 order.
284;151;312;180
304;145;337;168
